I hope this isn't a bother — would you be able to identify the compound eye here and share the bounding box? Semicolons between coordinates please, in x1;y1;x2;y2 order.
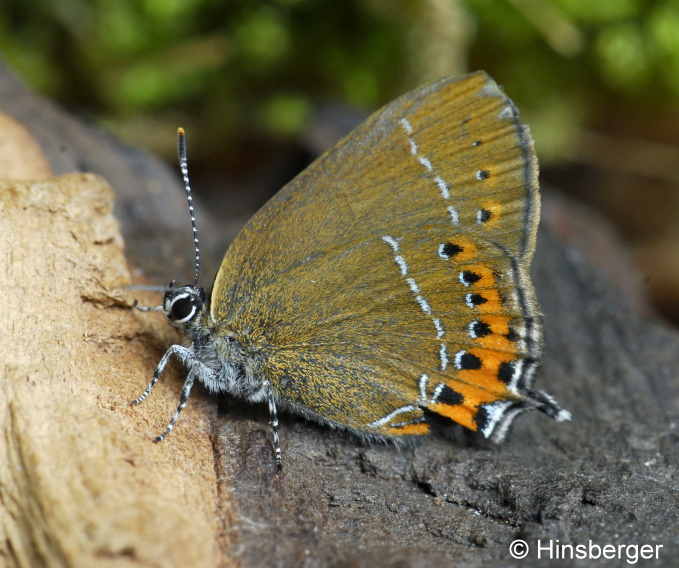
170;296;195;323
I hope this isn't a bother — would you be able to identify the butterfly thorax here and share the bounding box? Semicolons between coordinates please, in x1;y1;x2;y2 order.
162;283;266;400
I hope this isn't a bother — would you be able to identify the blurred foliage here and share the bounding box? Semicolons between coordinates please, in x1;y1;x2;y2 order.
1;0;679;163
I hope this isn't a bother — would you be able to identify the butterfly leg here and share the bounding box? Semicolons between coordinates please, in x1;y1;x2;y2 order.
153;367;197;442
262;380;282;471
131;344;195;405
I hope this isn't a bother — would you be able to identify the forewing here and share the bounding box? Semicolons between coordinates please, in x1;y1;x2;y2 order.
211;71;542;438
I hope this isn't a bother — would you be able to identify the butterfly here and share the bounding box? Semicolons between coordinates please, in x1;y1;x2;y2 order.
132;71;570;470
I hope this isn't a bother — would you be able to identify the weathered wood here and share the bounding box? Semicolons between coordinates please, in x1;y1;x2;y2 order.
0;174;222;568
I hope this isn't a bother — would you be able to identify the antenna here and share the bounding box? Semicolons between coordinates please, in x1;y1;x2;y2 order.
177;127;201;287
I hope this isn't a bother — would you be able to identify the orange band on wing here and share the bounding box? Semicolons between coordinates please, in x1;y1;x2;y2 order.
389;423;430;436
430;402;476;430
475;289;503;313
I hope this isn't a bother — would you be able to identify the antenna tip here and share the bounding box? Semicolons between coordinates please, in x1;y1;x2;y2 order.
178;127;185;136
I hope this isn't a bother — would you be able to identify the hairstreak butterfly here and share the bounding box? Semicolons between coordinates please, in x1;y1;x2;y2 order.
132;71;570;470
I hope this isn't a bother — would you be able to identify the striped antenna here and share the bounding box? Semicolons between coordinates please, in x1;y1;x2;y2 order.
177;128;201;286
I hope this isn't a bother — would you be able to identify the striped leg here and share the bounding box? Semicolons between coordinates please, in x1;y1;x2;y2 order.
263;381;282;471
131;345;194;405
153;368;196;442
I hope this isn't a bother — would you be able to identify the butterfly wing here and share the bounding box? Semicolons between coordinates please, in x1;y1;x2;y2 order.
211;71;565;441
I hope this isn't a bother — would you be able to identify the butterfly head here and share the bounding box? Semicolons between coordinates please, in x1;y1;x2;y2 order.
162;281;208;335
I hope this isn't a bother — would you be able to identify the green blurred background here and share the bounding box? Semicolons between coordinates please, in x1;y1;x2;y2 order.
2;0;679;319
